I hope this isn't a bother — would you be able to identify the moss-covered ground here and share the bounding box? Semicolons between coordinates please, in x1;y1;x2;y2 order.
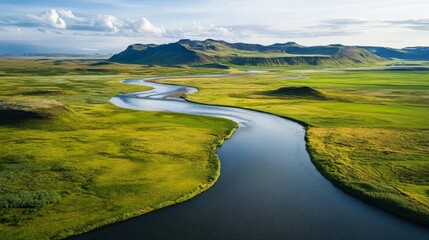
0;59;236;239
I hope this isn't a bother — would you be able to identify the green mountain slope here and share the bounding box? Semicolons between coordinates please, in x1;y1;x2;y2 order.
109;39;385;66
360;46;429;60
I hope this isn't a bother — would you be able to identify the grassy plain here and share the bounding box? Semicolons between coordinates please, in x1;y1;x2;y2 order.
159;65;429;225
0;59;236;239
1;57;428;239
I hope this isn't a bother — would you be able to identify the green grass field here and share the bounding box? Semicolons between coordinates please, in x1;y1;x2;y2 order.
1;58;428;239
159;66;429;225
0;59;236;239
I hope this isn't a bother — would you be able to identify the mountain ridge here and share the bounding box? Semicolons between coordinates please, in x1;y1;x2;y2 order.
109;39;426;66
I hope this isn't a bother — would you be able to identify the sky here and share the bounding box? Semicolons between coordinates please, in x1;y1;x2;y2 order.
0;0;428;54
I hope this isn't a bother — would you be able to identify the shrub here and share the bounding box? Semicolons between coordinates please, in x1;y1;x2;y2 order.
0;191;61;209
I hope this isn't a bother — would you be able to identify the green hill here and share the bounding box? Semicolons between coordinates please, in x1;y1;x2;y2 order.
360;46;429;60
267;86;325;99
0;97;69;124
109;39;384;66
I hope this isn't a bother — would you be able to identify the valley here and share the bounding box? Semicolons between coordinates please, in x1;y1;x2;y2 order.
0;49;428;239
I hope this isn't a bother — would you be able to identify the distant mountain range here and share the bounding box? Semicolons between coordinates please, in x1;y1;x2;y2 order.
109;39;429;67
359;46;429;60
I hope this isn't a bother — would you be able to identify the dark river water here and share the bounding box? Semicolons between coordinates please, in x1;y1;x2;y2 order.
71;75;429;240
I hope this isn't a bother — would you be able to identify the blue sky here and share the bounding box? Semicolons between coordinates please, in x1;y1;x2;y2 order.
0;0;428;54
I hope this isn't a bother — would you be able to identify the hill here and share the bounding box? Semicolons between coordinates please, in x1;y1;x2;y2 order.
109;39;384;66
360;46;429;60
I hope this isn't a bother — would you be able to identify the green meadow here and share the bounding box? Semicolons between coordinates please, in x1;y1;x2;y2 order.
159;66;429;225
1;58;429;239
0;59;236;239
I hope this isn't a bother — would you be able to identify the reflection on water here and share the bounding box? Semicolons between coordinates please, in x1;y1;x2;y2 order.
72;76;429;240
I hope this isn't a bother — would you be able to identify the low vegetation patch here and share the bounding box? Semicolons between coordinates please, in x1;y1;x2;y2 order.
0;97;69;123
88;61;117;66
307;128;429;225
267;86;325;99
0;191;62;209
193;63;231;69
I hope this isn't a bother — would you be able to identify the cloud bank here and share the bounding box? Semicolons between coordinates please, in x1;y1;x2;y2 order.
2;9;428;41
6;9;236;39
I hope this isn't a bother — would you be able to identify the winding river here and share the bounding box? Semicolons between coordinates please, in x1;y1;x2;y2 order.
72;75;429;240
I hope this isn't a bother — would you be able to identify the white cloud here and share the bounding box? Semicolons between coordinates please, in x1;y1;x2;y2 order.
191;22;233;37
168;22;233;39
134;17;166;36
57;10;86;22
100;15;121;32
28;9;67;29
57;10;76;19
385;18;429;31
94;16;167;36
